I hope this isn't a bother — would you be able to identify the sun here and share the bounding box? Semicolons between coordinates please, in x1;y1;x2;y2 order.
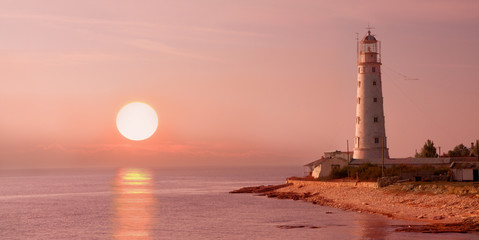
116;102;158;141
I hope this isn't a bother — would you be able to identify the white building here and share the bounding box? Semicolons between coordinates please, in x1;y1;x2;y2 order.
450;159;479;181
311;157;348;178
353;30;389;160
303;151;351;178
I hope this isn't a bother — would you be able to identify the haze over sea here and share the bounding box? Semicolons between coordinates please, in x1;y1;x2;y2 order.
0;167;477;240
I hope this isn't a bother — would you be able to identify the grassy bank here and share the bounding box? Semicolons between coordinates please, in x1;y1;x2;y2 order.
384;182;479;196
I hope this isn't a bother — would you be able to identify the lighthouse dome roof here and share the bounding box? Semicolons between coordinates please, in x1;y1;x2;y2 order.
362;31;377;42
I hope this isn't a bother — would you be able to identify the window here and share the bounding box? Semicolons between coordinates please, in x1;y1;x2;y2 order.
357;116;360;124
372;67;376;72
374;117;378;122
357;137;360;147
358;97;361;104
373;81;376;86
358;67;360;73
358;81;361;87
375;138;379;144
373;97;378;102
331;164;340;170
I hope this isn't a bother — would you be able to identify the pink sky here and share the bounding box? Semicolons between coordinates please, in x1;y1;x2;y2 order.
1;0;478;168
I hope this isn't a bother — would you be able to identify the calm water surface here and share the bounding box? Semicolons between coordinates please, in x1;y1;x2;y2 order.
0;167;477;240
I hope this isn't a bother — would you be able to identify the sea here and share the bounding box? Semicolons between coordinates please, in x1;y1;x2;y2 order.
0;166;477;240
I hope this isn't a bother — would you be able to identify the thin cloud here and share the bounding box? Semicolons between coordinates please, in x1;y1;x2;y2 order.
192;27;273;38
123;38;218;61
1;13;220;61
0;13;271;38
0;13;157;27
1;51;127;66
35;142;265;158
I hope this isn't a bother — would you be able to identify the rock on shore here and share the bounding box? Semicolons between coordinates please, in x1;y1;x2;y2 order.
229;183;291;194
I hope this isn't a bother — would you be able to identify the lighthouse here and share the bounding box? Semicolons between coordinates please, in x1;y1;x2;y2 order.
353;30;389;160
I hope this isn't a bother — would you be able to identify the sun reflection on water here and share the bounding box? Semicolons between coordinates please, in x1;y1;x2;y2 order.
112;168;156;240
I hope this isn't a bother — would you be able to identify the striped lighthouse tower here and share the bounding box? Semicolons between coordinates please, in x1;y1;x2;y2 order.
353;30;389;160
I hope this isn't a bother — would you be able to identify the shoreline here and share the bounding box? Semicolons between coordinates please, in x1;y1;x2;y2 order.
231;180;479;233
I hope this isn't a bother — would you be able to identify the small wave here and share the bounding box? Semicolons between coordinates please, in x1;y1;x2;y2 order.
0;191;111;200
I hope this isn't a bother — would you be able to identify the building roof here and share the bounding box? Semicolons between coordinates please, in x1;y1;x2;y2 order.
449;157;479;162
450;161;479;169
450;157;479;169
304;157;349;167
304;158;326;167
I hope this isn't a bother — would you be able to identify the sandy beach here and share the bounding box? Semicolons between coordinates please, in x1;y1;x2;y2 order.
231;180;479;233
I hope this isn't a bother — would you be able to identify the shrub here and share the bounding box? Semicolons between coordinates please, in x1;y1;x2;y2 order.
329;166;349;179
328;163;381;181
433;166;449;176
327;163;449;181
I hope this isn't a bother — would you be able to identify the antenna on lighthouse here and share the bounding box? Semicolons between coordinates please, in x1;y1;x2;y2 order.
366;24;375;34
355;32;359;63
